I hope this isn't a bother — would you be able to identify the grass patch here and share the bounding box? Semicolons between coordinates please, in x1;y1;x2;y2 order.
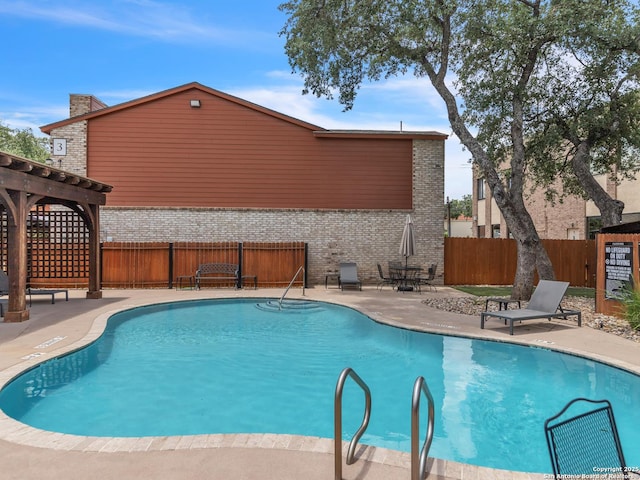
452;285;595;298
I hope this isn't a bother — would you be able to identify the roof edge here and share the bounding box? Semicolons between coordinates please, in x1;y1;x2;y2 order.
313;130;448;140
40;82;326;134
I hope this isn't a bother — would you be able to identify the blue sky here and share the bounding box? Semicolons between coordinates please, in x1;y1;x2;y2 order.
0;0;472;199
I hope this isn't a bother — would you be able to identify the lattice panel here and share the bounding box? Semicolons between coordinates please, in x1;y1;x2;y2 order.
0;205;89;282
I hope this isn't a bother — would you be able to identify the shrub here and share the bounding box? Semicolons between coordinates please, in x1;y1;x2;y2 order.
617;280;640;331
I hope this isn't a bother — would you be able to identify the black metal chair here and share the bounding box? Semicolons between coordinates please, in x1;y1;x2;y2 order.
544;398;635;479
415;263;437;292
376;263;396;290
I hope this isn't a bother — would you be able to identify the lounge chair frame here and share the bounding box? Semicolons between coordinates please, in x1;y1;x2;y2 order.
480;280;581;335
28;288;69;305
339;262;362;291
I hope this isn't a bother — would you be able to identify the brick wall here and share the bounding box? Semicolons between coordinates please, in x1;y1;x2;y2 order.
525;189;586;239
47;121;88;176
47;94;107;176
49;93;445;286
99;139;445;286
472;168;589;240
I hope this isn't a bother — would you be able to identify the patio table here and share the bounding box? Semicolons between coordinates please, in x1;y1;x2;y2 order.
390;265;422;292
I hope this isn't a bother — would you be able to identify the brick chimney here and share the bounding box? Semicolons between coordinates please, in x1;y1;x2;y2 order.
69;94;107;117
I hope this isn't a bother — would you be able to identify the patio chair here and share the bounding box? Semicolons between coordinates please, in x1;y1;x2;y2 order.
544;398;634;479
480;280;582;335
415;263;437;292
376;263;396;290
0;270;7;294
0;269;7;317
1;269;69;309
27;287;69;305
339;262;362;291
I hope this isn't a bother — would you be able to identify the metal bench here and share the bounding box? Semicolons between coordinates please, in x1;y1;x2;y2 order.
195;263;239;289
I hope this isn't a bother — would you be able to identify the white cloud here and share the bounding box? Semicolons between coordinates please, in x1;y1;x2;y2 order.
1;105;68;134
0;0;272;46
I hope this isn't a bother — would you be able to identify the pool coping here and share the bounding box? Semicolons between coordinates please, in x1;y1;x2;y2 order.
2;289;639;480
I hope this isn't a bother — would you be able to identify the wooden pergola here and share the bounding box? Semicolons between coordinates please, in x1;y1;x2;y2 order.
0;151;112;322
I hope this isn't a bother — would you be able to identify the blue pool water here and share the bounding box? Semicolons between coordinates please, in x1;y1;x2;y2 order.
1;298;639;473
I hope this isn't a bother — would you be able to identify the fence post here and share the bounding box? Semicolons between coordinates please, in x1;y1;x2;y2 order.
168;243;174;289
237;242;243;289
99;242;103;288
304;243;308;288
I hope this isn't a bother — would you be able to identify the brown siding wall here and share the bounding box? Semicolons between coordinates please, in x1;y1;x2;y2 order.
87;88;412;209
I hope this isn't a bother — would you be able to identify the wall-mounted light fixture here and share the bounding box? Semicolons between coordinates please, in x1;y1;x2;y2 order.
44;158;62;168
190;99;201;108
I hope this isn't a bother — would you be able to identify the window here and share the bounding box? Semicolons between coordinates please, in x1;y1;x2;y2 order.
477;178;485;200
492;224;501;238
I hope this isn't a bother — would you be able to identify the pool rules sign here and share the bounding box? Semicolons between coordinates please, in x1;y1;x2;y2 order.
604;242;633;299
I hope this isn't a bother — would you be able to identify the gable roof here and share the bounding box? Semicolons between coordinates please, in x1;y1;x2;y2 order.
40;82;324;134
40;82;448;140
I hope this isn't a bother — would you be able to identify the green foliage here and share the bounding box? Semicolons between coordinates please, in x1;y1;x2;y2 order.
447;195;472;219
616;281;640;331
279;0;640;201
0;121;49;161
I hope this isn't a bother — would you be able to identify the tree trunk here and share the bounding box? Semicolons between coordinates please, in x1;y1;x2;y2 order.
424;53;555;300
492;182;556;300
437;94;556;300
572;142;624;227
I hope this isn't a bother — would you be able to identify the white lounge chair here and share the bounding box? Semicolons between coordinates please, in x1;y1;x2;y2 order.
480;280;581;335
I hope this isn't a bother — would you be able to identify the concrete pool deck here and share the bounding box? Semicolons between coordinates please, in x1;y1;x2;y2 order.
1;286;639;480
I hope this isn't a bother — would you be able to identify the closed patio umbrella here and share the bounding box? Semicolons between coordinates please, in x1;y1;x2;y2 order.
399;214;417;268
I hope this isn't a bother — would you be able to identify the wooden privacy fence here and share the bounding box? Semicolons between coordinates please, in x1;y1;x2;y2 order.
101;241;307;288
29;241;307;289
444;237;597;288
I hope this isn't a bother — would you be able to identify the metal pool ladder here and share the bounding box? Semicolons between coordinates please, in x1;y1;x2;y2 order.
278;265;305;310
412;376;435;480
334;369;436;480
334;367;372;480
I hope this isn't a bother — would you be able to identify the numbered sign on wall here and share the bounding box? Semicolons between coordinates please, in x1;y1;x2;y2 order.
53;138;67;156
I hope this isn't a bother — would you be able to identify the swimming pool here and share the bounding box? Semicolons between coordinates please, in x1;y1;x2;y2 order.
0;298;638;473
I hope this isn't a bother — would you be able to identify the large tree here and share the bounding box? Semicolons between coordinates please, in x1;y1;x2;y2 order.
280;0;640;298
522;2;640;227
0;121;49;161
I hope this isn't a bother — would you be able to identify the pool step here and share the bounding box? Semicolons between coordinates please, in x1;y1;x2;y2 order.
255;299;322;312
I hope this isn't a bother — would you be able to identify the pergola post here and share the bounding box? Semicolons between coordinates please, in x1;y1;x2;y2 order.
86;203;102;299
5;190;30;322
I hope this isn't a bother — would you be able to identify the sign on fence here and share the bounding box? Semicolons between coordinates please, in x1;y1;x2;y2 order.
604;241;634;299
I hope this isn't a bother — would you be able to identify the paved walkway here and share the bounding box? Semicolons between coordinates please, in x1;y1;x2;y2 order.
1;286;639;480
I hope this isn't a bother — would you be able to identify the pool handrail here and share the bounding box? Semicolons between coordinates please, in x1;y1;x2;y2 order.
278;265;305;310
334;367;372;480
412;376;435;480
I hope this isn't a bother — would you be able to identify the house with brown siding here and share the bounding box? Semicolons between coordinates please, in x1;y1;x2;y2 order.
41;82;447;285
